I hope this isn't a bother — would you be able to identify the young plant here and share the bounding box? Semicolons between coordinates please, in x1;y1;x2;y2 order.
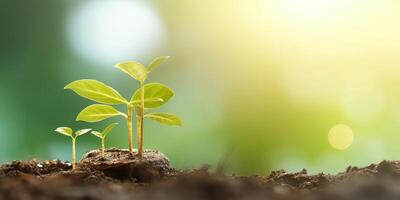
115;56;182;158
91;123;118;157
64;56;181;157
54;127;91;170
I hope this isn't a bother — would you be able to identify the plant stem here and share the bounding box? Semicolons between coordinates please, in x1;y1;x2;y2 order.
72;138;76;170
127;104;134;154
136;116;141;155
138;81;145;158
101;138;105;157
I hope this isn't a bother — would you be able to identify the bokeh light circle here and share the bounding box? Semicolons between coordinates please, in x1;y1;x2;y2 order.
67;0;165;64
328;124;354;150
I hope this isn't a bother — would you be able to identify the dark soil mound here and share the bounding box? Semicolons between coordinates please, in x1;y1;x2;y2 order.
80;148;172;182
2;155;400;200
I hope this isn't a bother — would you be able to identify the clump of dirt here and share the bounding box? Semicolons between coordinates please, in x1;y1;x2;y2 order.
80;148;172;182
2;155;400;200
0;159;70;177
265;169;332;190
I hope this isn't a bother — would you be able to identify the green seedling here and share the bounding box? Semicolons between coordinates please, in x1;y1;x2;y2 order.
64;56;182;157
116;57;183;158
54;127;91;170
91;123;118;157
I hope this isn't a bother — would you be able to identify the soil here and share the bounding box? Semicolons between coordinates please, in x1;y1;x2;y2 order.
1;149;400;200
80;148;171;182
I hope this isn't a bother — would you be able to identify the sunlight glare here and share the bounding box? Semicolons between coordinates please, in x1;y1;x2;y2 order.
272;0;348;24
328;124;354;150
67;0;165;65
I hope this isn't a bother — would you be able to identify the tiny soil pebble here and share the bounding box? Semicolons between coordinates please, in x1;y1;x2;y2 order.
79;148;172;182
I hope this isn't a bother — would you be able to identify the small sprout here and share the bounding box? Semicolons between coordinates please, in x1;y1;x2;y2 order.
91;123;118;157
64;56;182;158
54;127;91;170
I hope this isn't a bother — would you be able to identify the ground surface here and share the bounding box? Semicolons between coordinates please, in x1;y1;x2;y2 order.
1;149;400;199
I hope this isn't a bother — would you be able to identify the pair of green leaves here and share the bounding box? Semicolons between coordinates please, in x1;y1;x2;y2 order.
91;123;118;139
55;127;91;139
64;56;181;126
113;56;170;82
76;105;182;125
64;81;173;108
67;81;178;125
64;55;172;106
113;56;181;127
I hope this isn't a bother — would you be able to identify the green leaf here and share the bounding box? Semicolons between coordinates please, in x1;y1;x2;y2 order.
64;79;128;105
102;123;118;137
114;61;147;82
55;127;73;137
147;56;170;73
145;112;182;126
130;97;164;105
76;104;126;122
131;83;174;108
91;131;103;138
75;129;91;137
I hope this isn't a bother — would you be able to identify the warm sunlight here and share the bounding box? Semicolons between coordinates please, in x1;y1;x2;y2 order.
67;0;165;65
328;124;354;150
271;0;348;24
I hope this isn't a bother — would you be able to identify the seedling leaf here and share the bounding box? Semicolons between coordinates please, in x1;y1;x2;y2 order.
145;112;182;126
102;123;118;137
130;97;164;105
55;127;73;137
77;104;126;122
131;83;174;108
91;131;103;138
75;128;91;137
114;61;147;82
64;79;128;105
147;56;170;73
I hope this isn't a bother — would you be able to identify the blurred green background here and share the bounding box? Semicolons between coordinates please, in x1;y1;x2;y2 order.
1;0;400;175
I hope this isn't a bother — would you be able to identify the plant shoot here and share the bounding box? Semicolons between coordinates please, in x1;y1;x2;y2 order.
91;123;118;157
54;127;91;169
